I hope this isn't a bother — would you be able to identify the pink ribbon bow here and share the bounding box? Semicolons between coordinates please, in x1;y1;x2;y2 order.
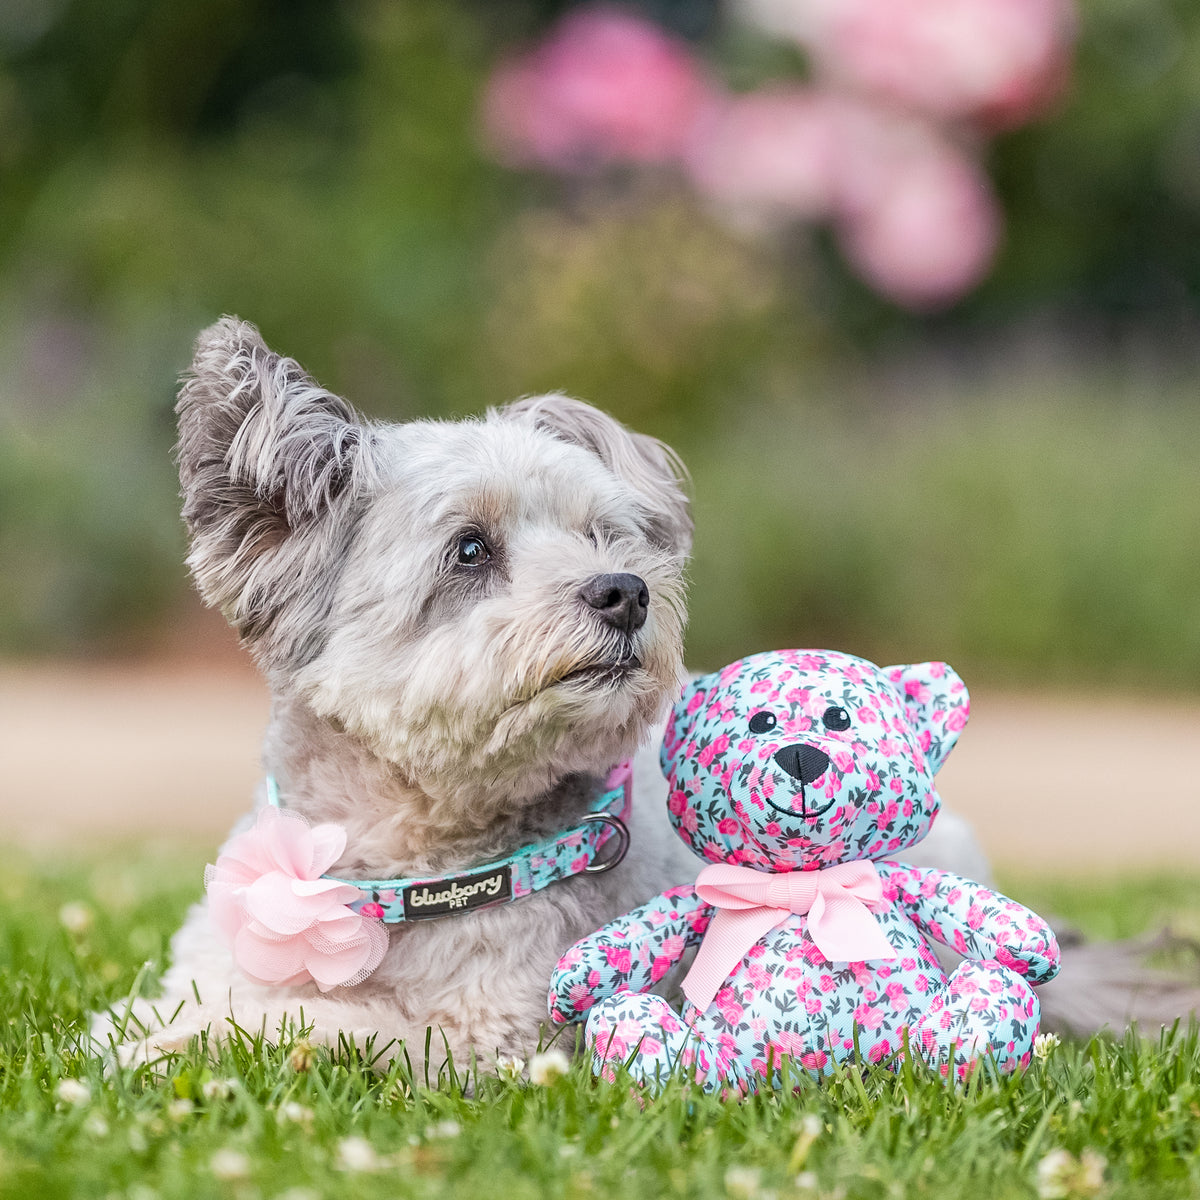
682;861;897;1012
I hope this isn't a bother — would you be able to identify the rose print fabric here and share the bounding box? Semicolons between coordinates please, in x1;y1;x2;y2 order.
548;650;1060;1092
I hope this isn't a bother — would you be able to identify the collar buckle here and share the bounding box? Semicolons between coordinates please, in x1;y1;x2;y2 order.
581;812;630;873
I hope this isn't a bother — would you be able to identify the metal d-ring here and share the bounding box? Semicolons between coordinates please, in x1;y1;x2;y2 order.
581;812;630;873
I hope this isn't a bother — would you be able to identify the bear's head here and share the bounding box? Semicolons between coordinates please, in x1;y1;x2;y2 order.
660;649;969;871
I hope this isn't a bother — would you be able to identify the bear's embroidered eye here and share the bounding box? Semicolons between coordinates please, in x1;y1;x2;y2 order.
456;535;491;566
822;706;851;732
748;711;777;734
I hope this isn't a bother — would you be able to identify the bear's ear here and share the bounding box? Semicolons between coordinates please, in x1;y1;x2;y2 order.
881;661;970;774
660;673;709;777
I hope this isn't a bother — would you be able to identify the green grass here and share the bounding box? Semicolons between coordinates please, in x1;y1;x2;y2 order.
4;845;1200;1199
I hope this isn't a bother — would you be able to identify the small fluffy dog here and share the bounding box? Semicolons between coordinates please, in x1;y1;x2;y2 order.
105;316;704;1066
102;316;992;1068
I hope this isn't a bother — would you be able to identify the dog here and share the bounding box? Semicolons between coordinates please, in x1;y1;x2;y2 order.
98;315;1065;1071
98;315;707;1068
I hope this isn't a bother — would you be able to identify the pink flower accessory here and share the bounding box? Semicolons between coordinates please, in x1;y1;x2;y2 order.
205;806;388;992
682;860;897;1011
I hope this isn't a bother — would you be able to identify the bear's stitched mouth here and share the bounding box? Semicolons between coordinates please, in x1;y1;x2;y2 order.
763;785;839;820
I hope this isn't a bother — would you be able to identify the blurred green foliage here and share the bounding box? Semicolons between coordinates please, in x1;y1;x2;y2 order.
1;0;1198;682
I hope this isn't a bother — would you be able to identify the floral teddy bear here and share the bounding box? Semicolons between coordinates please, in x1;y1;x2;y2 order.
548;649;1060;1092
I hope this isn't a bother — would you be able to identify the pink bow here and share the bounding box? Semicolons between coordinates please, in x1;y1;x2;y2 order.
682;861;897;1012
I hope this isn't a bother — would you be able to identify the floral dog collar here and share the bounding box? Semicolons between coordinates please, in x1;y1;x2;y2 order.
272;763;633;923
205;764;632;991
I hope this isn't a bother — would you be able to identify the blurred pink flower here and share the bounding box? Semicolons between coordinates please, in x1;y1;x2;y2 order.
206;807;388;992
684;90;999;306
685;88;841;224
482;5;712;172
829;103;1000;308
740;0;1075;127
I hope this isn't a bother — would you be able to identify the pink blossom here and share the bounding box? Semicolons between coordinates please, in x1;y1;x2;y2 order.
205;807;387;992
826;101;1001;309
604;944;632;973
482;5;711;173
812;0;1075;127
685;87;841;224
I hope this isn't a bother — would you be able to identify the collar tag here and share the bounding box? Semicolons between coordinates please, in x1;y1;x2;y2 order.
400;865;514;920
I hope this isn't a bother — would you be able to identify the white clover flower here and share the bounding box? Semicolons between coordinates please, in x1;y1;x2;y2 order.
1036;1148;1105;1198
724;1164;763;1199
210;1148;251;1180
496;1054;526;1081
1078;1150;1107;1194
167;1098;194;1121
201;1078;236;1101
58;902;94;935
788;1112;823;1173
83;1113;109;1138
794;1171;818;1193
529;1048;570;1086
428;1120;461;1139
335;1136;382;1172
289;1040;314;1072
1034;1032;1062;1061
55;1078;91;1106
278;1101;315;1127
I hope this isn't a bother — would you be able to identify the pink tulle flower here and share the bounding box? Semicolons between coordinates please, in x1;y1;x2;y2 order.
206;807;388;992
481;5;712;172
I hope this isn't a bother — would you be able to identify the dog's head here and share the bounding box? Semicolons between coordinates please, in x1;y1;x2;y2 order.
177;318;690;810
661;650;969;870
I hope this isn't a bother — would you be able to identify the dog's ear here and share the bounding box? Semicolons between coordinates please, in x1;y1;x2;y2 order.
503;394;692;558
881;661;970;774
176;316;379;658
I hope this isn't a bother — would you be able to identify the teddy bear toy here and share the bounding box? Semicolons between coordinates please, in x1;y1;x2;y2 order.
548;649;1060;1093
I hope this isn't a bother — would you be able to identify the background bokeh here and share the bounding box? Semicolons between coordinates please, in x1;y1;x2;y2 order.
2;0;1198;687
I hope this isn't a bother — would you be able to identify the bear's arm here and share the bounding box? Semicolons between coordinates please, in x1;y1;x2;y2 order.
547;885;713;1025
877;862;1060;984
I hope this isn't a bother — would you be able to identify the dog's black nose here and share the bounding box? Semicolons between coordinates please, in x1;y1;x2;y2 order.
774;744;830;785
579;573;649;635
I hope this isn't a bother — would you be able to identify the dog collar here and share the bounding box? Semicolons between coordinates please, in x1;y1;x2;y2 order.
264;763;633;924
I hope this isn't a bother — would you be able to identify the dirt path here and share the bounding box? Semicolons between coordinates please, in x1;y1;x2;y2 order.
3;658;1198;869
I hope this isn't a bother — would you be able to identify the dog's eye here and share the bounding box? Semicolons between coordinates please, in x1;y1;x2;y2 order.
456;535;490;567
822;706;851;732
748;711;777;734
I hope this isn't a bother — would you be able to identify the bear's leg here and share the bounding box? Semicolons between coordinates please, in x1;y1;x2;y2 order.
911;962;1040;1079
585;996;750;1093
585;994;689;1090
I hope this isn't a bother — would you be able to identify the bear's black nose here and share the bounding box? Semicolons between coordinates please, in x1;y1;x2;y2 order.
579;573;649;635
774;744;830;785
